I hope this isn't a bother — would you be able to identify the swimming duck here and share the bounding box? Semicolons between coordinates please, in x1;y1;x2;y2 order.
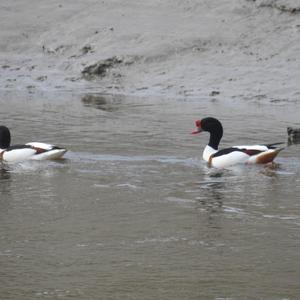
192;117;284;168
0;126;67;162
287;127;300;137
287;126;300;145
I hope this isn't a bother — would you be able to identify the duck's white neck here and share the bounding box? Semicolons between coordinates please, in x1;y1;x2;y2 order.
203;145;217;162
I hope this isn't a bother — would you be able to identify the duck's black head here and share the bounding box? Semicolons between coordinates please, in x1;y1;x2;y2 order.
191;117;223;150
0;126;11;149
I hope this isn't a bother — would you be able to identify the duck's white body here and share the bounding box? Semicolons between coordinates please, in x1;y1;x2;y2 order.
1;143;67;162
0;126;67;163
1;142;67;163
192;118;283;169
203;144;282;168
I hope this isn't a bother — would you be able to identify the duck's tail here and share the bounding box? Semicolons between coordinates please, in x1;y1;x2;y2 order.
265;142;285;149
255;148;284;164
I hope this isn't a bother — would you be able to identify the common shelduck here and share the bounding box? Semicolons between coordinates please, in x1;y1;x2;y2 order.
192;117;284;168
0;126;67;162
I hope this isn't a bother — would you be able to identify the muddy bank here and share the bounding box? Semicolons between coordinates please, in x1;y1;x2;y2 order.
0;0;299;101
250;0;300;13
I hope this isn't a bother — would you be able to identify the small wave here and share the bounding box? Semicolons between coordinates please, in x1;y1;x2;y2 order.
165;196;195;204
117;183;139;189
135;236;187;244
188;240;208;246
263;214;300;222
35;289;76;298
76;243;89;248
223;206;245;214
93;183;111;188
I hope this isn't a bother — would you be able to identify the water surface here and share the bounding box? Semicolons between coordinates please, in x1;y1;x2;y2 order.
0;92;300;299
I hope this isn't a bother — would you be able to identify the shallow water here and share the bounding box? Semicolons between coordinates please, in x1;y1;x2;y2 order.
0;92;300;300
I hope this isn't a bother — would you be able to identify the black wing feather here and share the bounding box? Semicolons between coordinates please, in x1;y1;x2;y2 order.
212;147;265;158
265;142;285;149
5;144;33;151
212;147;244;158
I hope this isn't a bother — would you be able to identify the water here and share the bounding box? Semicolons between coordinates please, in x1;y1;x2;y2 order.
0;92;300;300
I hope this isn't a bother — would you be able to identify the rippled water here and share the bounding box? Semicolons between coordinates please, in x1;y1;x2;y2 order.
0;92;300;300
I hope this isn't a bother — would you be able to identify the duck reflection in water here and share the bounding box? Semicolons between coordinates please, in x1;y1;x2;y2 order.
196;169;226;220
0;166;11;196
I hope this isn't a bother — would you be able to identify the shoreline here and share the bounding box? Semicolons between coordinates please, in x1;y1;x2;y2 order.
1;0;299;101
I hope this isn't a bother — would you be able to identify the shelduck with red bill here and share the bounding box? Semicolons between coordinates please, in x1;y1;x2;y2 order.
192;117;284;168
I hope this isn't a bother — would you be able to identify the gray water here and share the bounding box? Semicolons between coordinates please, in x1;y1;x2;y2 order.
0;92;300;300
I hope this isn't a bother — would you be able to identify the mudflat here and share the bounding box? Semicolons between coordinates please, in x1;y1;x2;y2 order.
0;0;299;101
